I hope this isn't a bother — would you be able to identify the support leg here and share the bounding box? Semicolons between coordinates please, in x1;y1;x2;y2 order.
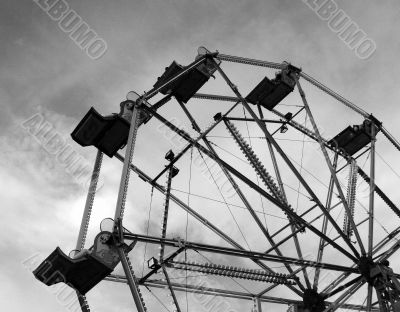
118;247;147;312
114;104;141;221
74;149;103;312
368;124;376;257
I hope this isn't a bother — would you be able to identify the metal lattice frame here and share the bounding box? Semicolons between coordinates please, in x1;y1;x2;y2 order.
75;49;400;312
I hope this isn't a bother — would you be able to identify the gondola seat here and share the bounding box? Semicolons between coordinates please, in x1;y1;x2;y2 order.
153;57;218;103
33;232;127;295
71;107;130;157
246;70;296;110
328;119;380;156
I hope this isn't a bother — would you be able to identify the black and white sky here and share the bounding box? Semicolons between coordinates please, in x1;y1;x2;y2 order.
2;1;400;311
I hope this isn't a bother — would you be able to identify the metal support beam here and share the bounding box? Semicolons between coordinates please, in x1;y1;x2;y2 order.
256;297;262;312
112;104;145;311
140;104;358;263
264;201;342;255
152;101;239;183
106;276;377;311
323;280;365;312
323;276;363;299
271;108;339;155
257;104;311;288
372;228;400;260
257;266;306;296
160;163;174;262
74;150;103;312
139;248;184;284
378;241;400;262
118;247;147;312
123;233;358;273
256;104;288;210
358;167;400;219
162;266;181;312
114;105;140;221
323;227;400;297
177;101;303;285
116;154;242;248
208;59;360;260
295;77;366;256
368;124;376;257
193;93;238;102
322;217;369;248
216;53;284;70
222;118;305;290
194;63;370;121
381;126;400;152
314;152;338;290
75;150;103;251
367;284;373;312
226;117;284;124
299;72;369;118
270;204;318;239
114;154;303;296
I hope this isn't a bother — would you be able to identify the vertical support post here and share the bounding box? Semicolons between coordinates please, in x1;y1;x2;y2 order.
162;266;182;312
160;162;174;262
118;248;146;312
366;284;373;312
368;123;376;257
112;103;145;311
257;104;311;288
314;152;338;290
75;149;103;251
114;104;140;221
367;122;378;312
74;149;103;312
295;76;366;256
256;297;262;312
256;104;286;202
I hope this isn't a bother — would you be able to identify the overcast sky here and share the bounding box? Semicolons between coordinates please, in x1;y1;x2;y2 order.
2;1;400;311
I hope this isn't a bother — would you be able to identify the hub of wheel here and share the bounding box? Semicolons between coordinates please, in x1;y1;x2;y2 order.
298;289;326;312
357;256;391;285
358;256;375;284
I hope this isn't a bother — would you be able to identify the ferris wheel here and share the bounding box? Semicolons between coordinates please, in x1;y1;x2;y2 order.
33;47;400;312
